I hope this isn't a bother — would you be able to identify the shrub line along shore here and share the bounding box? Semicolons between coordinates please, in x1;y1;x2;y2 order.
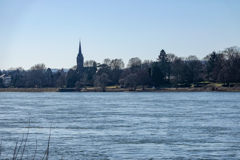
0;86;240;92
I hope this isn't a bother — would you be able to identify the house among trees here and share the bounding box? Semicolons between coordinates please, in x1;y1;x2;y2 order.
0;74;11;86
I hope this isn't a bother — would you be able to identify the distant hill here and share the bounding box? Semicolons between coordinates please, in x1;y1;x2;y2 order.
50;68;69;73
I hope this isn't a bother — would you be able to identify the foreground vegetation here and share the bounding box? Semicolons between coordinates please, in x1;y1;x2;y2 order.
1;46;240;92
0;124;52;160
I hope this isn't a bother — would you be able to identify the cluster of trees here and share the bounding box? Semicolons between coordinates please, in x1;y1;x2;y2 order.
0;64;66;88
1;46;240;90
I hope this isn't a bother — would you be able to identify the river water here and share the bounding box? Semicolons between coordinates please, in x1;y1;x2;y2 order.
0;92;240;159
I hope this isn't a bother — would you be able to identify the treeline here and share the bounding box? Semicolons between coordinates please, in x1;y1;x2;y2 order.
1;46;240;90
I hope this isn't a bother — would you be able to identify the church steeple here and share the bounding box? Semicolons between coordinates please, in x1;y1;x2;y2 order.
77;40;84;72
78;40;82;55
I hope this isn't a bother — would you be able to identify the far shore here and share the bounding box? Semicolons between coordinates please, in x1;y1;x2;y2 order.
1;86;240;92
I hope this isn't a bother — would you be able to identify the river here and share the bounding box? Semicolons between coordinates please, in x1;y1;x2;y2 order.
0;92;240;159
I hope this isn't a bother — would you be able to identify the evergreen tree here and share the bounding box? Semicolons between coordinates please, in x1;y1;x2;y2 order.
157;49;170;83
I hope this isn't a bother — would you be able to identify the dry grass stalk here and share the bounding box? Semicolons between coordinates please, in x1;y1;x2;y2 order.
42;124;52;160
33;138;37;160
20;122;30;160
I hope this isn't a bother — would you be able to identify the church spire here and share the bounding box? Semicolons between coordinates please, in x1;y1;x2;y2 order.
78;40;82;55
77;40;84;72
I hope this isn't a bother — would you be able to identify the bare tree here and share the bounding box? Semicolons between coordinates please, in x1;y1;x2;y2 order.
84;60;96;67
103;58;111;67
110;59;125;70
26;64;47;87
127;57;142;68
94;73;111;91
123;73;138;91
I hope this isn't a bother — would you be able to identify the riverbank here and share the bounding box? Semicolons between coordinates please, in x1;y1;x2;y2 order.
0;88;59;92
1;86;240;92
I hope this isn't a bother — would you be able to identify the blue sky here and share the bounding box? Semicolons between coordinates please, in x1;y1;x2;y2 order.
1;0;240;70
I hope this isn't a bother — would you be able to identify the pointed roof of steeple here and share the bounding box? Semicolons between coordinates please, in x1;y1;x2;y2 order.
78;40;82;55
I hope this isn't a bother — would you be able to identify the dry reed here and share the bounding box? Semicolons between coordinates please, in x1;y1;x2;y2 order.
0;122;52;160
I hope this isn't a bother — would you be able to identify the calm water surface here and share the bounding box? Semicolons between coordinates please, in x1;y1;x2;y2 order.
0;92;240;159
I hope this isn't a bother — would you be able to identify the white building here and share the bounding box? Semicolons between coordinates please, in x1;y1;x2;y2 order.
0;74;11;86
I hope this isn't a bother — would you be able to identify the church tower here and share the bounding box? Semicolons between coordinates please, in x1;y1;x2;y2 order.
77;41;84;72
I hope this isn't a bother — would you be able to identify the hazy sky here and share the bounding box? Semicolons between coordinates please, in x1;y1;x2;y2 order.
1;0;240;70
